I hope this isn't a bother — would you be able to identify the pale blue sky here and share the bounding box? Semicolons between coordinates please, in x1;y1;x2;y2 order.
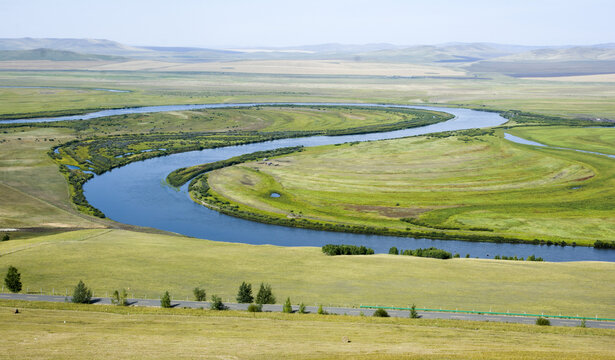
0;0;612;48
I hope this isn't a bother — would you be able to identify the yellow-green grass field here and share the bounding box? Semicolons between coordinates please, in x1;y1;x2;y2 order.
205;128;615;245
0;58;468;76
2;69;615;119
1;229;615;318
507;126;615;156
1;300;614;359
0;126;103;230
51;105;435;137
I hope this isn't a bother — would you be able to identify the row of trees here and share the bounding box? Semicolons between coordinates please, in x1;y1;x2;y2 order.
388;247;452;259
494;254;544;261
322;244;375;256
1;268;557;325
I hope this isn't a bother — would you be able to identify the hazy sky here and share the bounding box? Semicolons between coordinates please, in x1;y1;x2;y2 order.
0;0;612;48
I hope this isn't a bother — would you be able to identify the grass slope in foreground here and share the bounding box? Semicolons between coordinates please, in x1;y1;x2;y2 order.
1;301;614;359
201;128;615;246
1;229;614;318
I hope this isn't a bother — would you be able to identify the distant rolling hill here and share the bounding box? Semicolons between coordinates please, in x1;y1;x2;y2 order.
468;45;615;76
0;48;124;61
1;38;614;76
0;38;545;63
0;38;146;56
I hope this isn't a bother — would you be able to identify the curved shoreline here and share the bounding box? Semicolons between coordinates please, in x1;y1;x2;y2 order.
12;101;603;261
1;102;452;124
184;131;611;249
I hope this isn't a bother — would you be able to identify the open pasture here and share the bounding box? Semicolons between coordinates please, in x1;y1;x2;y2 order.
206;128;615;245
1;229;614;318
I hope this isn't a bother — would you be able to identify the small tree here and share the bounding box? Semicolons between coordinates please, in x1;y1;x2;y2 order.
193;287;206;301
111;289;128;306
236;282;253;303
4;266;22;293
160;291;171;308
210;294;225;310
71;280;92;304
247;303;262;312
1;233;9;241
298;302;307;314
282;297;293;313
409;304;419;319
373;308;389;317
389;246;399;255
317;304;328;315
536;317;551;326
255;283;276;304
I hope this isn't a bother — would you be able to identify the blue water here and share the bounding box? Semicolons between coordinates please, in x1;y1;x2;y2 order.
6;102;613;261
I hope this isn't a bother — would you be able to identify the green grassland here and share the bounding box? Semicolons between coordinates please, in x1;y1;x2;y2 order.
0;126;104;230
203;128;615;245
1;229;615;318
1;70;615;119
507;126;615;156
48;105;443;137
1;301;613;360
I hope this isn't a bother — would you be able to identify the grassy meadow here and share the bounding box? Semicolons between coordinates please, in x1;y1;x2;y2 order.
1;69;615;119
205;128;615;245
1;300;614;359
0;125;104;230
507;126;615;155
1;229;615;318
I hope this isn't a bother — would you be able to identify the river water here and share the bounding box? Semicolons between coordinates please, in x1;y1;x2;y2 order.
6;103;614;261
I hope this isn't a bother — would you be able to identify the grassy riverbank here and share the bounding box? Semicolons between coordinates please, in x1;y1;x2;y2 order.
1;300;614;359
0;106;449;228
202;128;615;246
1;229;615;318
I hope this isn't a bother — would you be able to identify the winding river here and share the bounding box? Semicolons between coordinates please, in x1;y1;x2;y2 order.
5;103;614;261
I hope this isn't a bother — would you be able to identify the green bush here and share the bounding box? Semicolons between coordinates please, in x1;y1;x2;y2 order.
389;246;399;255
283;297;293;313
401;247;452;259
236;282;253;303
160;291;171;308
247;303;262;312
72;280;92;304
111;289;128;306
409;304;420;319
373;308;389;317
322;244;375;256
256;283;276;305
298;302;307;314
594;240;615;249
4;266;22;293
1;233;9;241
193;287;206;302
210;294;225;310
536;317;551;326
317;304;328;315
